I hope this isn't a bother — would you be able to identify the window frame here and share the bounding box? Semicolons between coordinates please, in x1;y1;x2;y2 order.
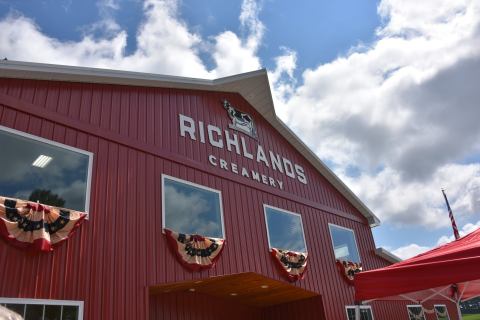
434;304;450;320
0;125;93;214
406;304;426;320
161;174;226;238
0;297;84;320
345;305;375;320
328;223;361;263
263;204;308;253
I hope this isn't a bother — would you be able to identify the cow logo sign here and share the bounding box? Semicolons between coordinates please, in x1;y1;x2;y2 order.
222;99;258;139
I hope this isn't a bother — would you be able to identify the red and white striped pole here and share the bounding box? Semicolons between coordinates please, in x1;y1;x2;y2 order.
441;189;460;240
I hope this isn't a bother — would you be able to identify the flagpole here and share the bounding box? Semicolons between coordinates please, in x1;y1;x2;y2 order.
441;189;460;240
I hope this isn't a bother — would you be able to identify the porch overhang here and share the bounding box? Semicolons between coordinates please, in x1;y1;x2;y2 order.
149;272;319;307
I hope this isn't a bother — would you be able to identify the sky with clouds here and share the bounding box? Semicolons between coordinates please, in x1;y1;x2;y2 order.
164;178;224;238
0;0;479;260
0;130;89;211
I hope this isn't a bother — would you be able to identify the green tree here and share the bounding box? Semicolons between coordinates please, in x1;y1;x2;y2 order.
28;189;65;207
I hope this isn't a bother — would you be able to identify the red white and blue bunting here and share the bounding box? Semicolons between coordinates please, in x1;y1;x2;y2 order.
0;196;87;252
164;229;225;272
336;259;362;285
270;248;308;282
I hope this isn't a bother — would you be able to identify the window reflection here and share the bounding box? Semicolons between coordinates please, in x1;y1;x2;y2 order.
346;307;374;320
329;224;361;263
2;302;80;320
25;304;43;320
163;177;224;238
0;128;91;211
264;206;307;252
434;305;449;320
5;304;24;317
407;306;426;320
61;306;79;320
44;305;62;320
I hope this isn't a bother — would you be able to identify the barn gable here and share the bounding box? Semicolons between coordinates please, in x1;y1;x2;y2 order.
0;60;379;227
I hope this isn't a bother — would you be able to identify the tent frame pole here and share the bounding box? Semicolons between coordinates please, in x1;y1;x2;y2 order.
455;282;469;320
420;286;452;304
399;294;419;303
355;304;360;320
437;292;457;304
463;293;480;301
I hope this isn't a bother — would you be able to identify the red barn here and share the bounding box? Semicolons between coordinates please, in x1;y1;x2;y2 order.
0;60;457;319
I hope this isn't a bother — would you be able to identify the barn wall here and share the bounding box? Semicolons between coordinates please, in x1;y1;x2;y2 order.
149;292;261;320
260;296;326;319
0;78;457;320
370;300;459;320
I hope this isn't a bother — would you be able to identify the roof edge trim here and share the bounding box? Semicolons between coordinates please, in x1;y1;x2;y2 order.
375;247;402;264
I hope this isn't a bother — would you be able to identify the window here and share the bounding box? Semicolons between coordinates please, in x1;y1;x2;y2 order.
264;205;307;252
346;306;374;320
329;224;361;263
0;126;92;212
162;175;225;238
0;298;83;320
407;305;426;320
434;305;450;320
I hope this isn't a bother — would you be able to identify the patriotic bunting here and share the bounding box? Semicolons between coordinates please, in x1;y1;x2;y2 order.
0;196;87;252
336;259;362;285
270;248;308;282
164;229;225;272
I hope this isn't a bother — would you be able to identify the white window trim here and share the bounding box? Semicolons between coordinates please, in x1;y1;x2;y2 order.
328;223;362;263
434;304;450;320
407;304;426;320
0;125;93;215
161;174;226;238
263;204;308;253
345;305;374;320
0;297;84;320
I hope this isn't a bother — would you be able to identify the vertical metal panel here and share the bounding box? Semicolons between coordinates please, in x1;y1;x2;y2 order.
261;296;325;319
149;292;262;320
0;78;459;319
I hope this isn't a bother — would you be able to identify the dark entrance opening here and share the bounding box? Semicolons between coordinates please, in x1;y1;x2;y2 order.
149;272;326;320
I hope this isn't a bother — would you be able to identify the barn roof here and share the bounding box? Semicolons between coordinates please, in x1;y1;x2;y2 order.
0;60;380;227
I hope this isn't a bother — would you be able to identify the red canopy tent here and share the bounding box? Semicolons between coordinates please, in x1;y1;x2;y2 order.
354;227;480;319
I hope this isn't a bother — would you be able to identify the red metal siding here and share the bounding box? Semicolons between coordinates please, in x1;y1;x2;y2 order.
149;292;261;320
0;78;459;320
261;296;326;319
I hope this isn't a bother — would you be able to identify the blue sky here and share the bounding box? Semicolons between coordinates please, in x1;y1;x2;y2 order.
1;0;479;259
0;0;380;73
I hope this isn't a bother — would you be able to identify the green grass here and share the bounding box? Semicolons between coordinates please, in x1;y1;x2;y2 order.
463;314;480;320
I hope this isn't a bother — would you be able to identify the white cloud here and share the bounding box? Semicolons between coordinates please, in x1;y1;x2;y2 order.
0;0;479;232
276;0;480;228
117;0;210;77
437;220;480;245
392;220;480;259
100;0;120;11
269;47;298;117
340;164;480;228
0;14;128;67
81;0;121;36
0;0;266;78
164;184;222;238
392;243;430;260
210;0;263;77
211;30;261;77
239;0;264;50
